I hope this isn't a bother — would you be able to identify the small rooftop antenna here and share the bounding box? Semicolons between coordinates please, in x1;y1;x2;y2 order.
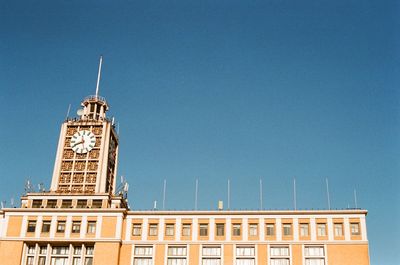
227;179;231;210
162;179;167;210
10;197;14;208
95;55;103;97
259;178;263;210
65;104;71;119
25;179;34;193
354;189;358;208
194;178;199;210
293;177;297;210
153;200;157;210
38;183;45;192
1;201;5;209
325;178;331;210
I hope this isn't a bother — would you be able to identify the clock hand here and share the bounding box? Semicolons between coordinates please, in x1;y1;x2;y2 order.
72;141;83;148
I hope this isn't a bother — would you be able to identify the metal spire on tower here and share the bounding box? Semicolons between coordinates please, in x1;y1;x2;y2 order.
95;55;103;97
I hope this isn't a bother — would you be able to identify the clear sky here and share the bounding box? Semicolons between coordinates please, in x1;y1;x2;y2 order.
0;1;399;264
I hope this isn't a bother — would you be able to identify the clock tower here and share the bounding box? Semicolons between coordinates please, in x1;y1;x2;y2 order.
50;57;119;196
50;95;118;195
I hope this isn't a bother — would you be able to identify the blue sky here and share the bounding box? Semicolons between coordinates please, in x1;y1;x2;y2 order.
0;1;399;264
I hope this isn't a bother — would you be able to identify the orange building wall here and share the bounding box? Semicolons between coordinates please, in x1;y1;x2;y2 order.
6;216;22;237
327;244;370;265
94;242;120;265
0;241;24;265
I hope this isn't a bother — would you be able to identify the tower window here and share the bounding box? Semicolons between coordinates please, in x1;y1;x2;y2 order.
91;200;102;208
72;221;81;233
42;221;51;233
32;200;42;208
76;200;87;208
87;221;96;234
61;200;72;208
27;221;36;233
57;221;66;233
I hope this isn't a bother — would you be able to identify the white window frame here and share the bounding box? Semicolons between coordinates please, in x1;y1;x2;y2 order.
132;245;153;265
166;245;188;265
201;245;222;265
235;245;256;265
303;245;326;265
269;245;291;265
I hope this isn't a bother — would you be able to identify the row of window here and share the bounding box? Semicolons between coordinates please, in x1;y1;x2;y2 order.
31;199;103;209
132;222;360;238
25;244;93;265
27;220;96;234
132;244;326;265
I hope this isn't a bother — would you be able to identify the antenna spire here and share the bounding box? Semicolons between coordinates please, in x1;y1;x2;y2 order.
293;177;297;210
325;178;331;210
95;55;103;97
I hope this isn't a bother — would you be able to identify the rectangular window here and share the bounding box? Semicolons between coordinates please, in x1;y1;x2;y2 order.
202;246;221;265
300;223;309;237
46;200;57;208
76;200;87;208
38;246;47;265
266;224;275;236
216;224;224;236
133;224;142;236
91;200;102;208
317;224;326;237
199;224;208;236
57;221;66;233
304;246;325;265
350;223;360;235
87;221;96;234
72;221;81;233
32;200;42;208
182;224;191;237
334;223;343;237
27;221;36;233
283;224;292;236
149;224;158;236
232;224;241;236
270;246;290;265
249;224;258;236
133;245;153;265
165;224;175;236
26;243;93;265
236;246;255;265
167;246;187;265
61;199;72;208
42;221;51;233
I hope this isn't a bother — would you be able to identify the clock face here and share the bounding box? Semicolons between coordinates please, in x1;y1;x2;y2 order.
70;130;96;153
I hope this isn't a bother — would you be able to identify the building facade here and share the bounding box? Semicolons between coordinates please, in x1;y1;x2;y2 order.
0;92;370;265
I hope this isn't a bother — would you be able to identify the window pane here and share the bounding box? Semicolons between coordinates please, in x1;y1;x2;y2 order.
202;259;221;265
305;246;324;256
167;258;187;265
134;258;153;265
73;257;82;265
270;259;290;265
236;247;255;257
236;258;255;265
84;257;93;265
305;258;325;265
202;247;221;256
270;247;289;256
51;257;68;265
135;246;153;256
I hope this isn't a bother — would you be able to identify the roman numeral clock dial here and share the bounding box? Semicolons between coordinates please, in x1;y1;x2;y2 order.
70;130;96;154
